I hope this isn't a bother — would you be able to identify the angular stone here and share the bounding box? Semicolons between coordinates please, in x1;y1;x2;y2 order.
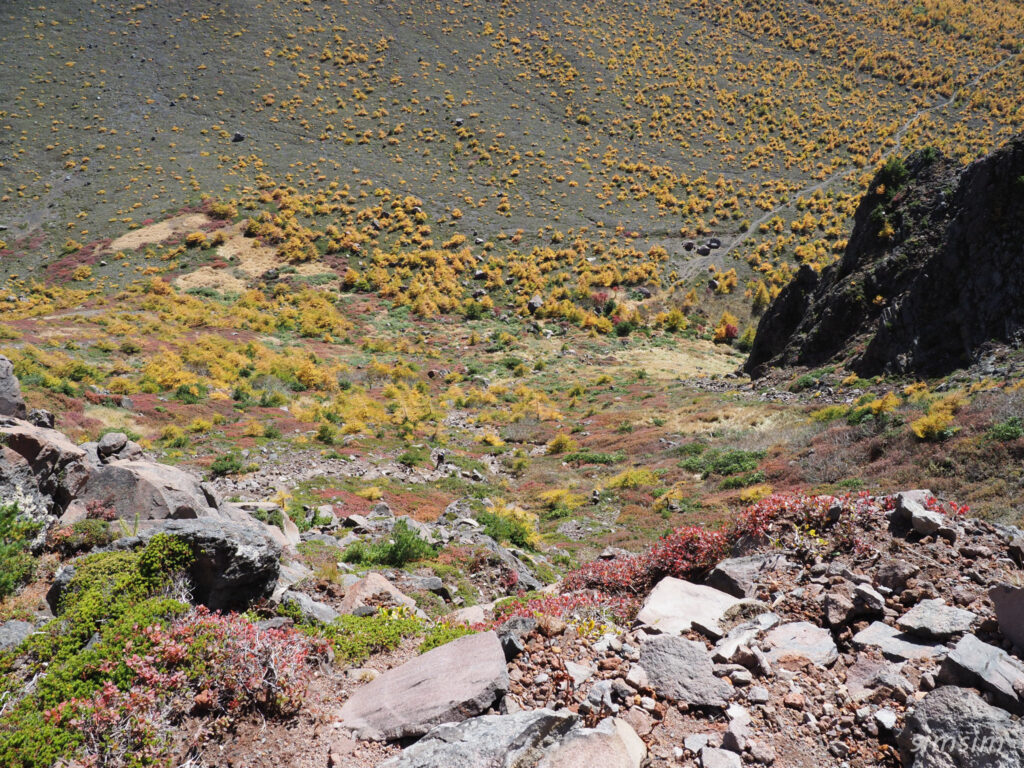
764;621;838;668
701;748;742;768
537;717;646;768
338;572;423;617
845;655;913;703
875;560;920;592
989;584;1024;651
897;599;976;640
279;589;339;624
640;634;732;708
96;431;128;459
0;356;26;419
854;583;886;614
0;620;33;651
939;634;1024;714
713;612;779;663
637;576;741;636
852;621;948;661
824;591;856;627
0;417;88;513
706;554;791;598
379;709;578;768
898;686;1024;768
339;631;509;741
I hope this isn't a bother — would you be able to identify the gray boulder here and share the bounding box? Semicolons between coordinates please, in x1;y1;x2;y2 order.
898;686;1024;767
536;717;646;768
0;620;34;651
0;417;89;515
853;621;948;661
0;356;26;419
939;634;1024;714
279;589;339;624
78;459;220;521
639;634;732;708
380;708;578;768
497;615;538;661
119;518;281;610
897;599;976;640
338;630;509;741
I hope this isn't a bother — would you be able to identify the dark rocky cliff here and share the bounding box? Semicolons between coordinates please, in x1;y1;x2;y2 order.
745;134;1024;378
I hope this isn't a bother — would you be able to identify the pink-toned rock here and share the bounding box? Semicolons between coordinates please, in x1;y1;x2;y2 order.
537;717;646;768
338;630;509;741
339;572;423;617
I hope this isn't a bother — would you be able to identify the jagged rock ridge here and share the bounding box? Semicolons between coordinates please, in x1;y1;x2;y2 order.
746;133;1024;377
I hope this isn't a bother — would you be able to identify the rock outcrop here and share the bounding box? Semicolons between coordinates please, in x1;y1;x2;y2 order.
746;134;1024;377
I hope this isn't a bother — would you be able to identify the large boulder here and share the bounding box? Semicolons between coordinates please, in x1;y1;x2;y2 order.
636;577;741;636
338;630;509;741
938;634;1024;714
77;459;220;521
898;686;1024;767
117;518;281;610
379;709;579;768
639;634;732;708
0;417;89;515
0;356;26;419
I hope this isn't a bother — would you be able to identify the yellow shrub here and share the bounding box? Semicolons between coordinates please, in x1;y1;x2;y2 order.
911;393;965;441
606;468;658;489
546;433;579;454
187;418;212;433
868;392;900;415
185;231;207;248
242;421;265;437
740;484;774;503
356;486;384;501
478;432;505;447
538;488;585;511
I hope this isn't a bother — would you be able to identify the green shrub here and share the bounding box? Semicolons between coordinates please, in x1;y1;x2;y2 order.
209;452;244;477
315;611;422;663
419;623;476;653
719;471;767;490
342;520;436;567
987;417;1023;442
476;509;534;549
398;446;429;467
0;501;40;600
174;382;207;404
680;448;765;478
0;535;196;766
